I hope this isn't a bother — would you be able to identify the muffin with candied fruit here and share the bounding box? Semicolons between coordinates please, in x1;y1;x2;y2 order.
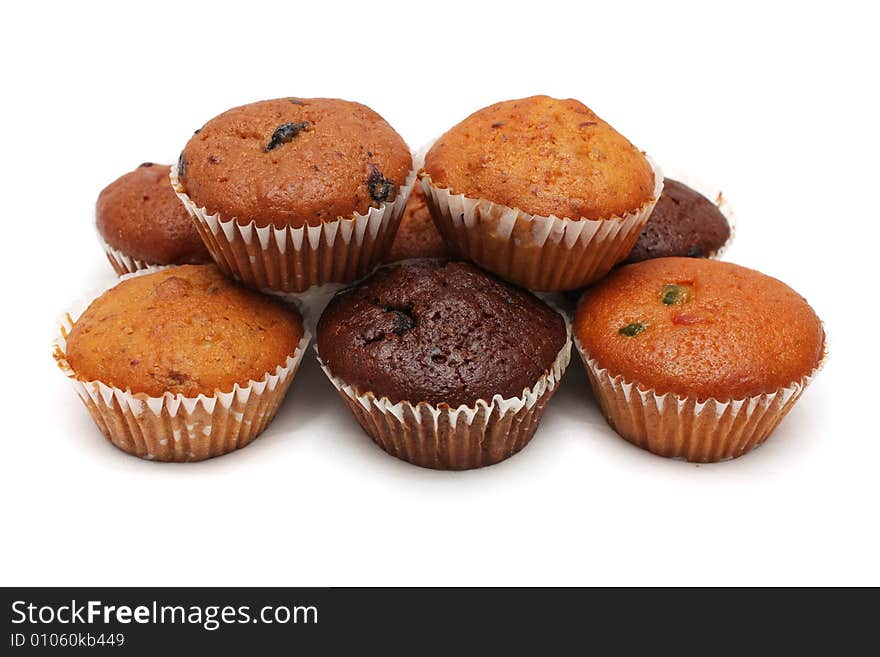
383;185;448;263
573;258;825;462
316;260;570;469
622;178;731;264
173;97;414;293
421;95;662;291
54;265;309;461
97;162;211;274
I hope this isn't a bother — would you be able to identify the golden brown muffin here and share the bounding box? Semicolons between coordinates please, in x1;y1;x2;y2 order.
65;265;304;397
574;258;824;401
96;163;211;267
424;95;655;220
178;98;412;229
383;185;448;262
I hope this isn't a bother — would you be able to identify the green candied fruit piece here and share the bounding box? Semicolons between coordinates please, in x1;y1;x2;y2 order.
618;322;647;337
660;284;691;305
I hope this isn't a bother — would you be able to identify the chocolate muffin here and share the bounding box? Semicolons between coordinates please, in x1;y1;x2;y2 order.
56;265;309;461
174;98;414;293
383;185;448;263
622;178;731;264
96;163;211;275
316;260;570;469
420;96;662;290
573;258;825;462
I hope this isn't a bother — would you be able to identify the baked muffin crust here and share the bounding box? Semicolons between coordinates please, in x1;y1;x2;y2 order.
65;265;304;397
178;98;412;229
623;178;730;264
424;95;655;220
317;260;567;406
574;258;824;400
96;163;211;265
384;185;448;262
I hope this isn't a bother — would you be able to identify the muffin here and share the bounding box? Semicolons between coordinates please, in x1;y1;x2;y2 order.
573;258;825;462
96;163;211;274
54;265;309;461
316;260;570;469
622;178;731;264
421;95;662;291
383;185;449;263
173;98;414;293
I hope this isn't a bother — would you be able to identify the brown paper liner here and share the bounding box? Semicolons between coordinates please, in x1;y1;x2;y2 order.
573;334;821;462
171;166;416;294
315;325;572;470
419;158;663;291
53;268;310;462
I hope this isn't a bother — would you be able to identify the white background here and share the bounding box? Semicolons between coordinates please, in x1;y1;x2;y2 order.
1;1;877;586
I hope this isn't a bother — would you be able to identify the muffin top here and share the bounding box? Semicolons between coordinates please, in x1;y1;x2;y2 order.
574;258;824;400
177;98;412;229
423;95;655;220
623;178;730;264
96;163;211;266
384;185;449;263
64;265;304;397
317;260;567;407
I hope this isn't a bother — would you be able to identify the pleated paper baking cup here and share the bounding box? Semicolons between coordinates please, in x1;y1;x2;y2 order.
573;334;820;463
170;165;416;294
315;326;572;470
419;158;663;291
101;238;152;276
52;268;310;462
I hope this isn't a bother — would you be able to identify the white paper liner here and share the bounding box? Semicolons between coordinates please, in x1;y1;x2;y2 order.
100;238;153;276
572;332;823;462
53;267;311;462
419;157;663;291
170;165;416;294
314;319;572;469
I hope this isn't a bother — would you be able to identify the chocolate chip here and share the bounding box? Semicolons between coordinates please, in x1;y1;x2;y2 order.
367;164;397;203
193;128;201;135
138;162;154;168
265;121;310;151
385;308;415;334
686;245;704;257
176;152;187;178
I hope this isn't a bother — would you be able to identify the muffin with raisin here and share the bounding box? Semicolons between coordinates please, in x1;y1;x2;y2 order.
54;265;309;461
622;178;731;264
316;260;570;469
421;95;662;291
97;163;211;275
173;98;414;293
573;258;825;462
